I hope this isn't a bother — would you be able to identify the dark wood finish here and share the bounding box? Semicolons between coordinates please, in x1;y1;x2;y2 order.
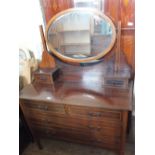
20;1;134;155
20;45;133;155
39;25;56;69
20;66;133;155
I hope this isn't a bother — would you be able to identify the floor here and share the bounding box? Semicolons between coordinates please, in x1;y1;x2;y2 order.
22;138;134;155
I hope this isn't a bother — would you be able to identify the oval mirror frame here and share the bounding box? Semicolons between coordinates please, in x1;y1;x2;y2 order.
46;8;116;63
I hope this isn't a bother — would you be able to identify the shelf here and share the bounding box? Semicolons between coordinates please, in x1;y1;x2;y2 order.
58;29;90;33
60;42;90;46
49;29;89;35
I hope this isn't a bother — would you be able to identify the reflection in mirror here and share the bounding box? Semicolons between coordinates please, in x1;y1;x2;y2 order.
46;9;116;61
73;0;104;12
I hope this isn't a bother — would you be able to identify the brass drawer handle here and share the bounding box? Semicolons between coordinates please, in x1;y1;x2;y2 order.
44;105;48;111
96;140;102;143
45;129;56;134
37;105;48;111
39;76;47;81
88;112;101;117
88;125;101;131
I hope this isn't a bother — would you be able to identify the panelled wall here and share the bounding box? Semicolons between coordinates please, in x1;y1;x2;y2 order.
40;0;135;71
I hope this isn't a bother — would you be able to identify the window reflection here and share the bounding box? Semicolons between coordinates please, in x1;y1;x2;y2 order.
73;0;104;11
47;11;113;58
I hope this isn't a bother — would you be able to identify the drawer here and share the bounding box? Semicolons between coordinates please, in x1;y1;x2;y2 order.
22;100;66;115
32;124;91;141
43;114;121;133
88;124;121;137
32;124;119;149
27;113;50;125
68;105;122;121
34;74;53;84
44;115;89;129
22;108;48;119
29;114;121;138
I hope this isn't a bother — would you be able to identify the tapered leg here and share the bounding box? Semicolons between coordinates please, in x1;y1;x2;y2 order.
36;138;43;149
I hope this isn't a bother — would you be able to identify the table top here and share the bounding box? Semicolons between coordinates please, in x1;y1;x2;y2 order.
20;80;133;111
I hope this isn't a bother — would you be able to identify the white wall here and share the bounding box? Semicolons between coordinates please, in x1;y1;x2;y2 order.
18;0;44;59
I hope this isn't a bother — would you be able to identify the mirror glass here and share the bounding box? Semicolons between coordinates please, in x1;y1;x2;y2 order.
46;8;116;62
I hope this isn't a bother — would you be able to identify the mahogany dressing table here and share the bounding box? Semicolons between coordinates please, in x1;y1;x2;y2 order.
20;8;133;155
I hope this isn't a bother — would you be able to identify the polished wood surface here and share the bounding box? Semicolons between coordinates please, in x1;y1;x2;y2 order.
20;1;134;154
20;55;133;155
39;25;56;69
20;81;132;111
20;57;133;155
20;80;133;155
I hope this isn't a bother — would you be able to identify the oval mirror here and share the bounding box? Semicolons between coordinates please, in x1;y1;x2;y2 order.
46;8;116;63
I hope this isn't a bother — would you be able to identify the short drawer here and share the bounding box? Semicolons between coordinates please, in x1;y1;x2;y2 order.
68;105;122;121
34;74;53;84
21;100;66;115
87;123;121;137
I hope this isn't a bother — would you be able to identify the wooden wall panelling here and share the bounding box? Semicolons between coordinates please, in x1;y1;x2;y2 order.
120;0;135;72
104;0;120;23
41;0;73;24
121;30;135;71
120;0;135;28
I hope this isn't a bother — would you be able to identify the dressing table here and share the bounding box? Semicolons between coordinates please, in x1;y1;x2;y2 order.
20;8;133;155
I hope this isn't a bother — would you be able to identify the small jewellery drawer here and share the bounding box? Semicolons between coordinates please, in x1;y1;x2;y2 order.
67;105;122;121
21;100;66;114
34;74;53;84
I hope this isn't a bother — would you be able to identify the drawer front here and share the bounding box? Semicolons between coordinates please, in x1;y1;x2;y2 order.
68;105;122;122
32;124;120;149
44;115;89;130
29;114;121;142
22;100;66;115
34;74;53;84
21;100;122;150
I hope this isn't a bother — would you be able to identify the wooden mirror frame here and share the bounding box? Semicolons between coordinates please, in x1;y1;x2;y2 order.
46;8;116;63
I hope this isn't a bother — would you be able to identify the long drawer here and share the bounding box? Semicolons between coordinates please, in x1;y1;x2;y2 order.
28;114;121;136
31;124;120;150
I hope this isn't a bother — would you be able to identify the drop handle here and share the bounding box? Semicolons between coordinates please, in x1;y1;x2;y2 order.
88;112;101;117
37;105;48;111
39;76;47;80
44;105;48;111
96;140;102;143
88;125;101;131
